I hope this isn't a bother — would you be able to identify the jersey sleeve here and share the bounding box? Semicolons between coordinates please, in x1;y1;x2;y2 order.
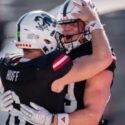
51;50;73;78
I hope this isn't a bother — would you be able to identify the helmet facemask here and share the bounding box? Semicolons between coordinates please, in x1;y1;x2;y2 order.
57;19;86;52
57;0;97;52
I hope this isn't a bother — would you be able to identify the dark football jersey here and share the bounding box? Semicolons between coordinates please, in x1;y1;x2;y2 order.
0;50;72;125
66;41;116;110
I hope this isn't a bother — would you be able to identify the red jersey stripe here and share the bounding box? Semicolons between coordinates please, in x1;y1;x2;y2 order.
53;55;71;71
53;54;65;65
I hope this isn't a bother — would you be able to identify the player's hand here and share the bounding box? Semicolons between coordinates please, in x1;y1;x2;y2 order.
72;0;98;22
0;90;13;112
20;102;53;125
51;80;65;93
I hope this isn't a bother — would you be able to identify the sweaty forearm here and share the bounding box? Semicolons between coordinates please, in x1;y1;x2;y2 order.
69;108;101;125
54;53;111;85
91;27;112;62
52;108;101;125
76;25;113;78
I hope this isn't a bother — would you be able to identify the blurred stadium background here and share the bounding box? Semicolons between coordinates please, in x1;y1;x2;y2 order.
0;0;125;125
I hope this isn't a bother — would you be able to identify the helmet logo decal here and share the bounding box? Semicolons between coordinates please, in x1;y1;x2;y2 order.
27;33;39;40
34;13;56;31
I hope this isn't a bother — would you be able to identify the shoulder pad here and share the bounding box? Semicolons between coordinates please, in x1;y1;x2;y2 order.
0;57;10;65
0;55;22;66
0;57;10;73
10;55;22;63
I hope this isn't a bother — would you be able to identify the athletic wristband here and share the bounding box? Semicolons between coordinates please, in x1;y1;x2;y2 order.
58;113;69;125
86;20;103;33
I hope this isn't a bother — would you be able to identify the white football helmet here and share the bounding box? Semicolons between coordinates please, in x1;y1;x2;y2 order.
57;0;97;51
57;0;96;23
16;10;58;55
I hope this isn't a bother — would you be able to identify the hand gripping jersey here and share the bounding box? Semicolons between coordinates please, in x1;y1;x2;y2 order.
0;50;72;125
64;41;116;112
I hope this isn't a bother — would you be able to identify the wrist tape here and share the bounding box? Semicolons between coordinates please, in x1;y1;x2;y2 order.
86;20;103;33
58;113;69;125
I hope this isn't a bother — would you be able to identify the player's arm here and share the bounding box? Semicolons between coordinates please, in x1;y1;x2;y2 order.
51;0;112;92
51;26;113;92
60;28;112;82
53;70;113;125
19;70;113;125
64;0;112;79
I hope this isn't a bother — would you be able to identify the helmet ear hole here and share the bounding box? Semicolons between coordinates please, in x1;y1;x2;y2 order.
44;39;51;44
